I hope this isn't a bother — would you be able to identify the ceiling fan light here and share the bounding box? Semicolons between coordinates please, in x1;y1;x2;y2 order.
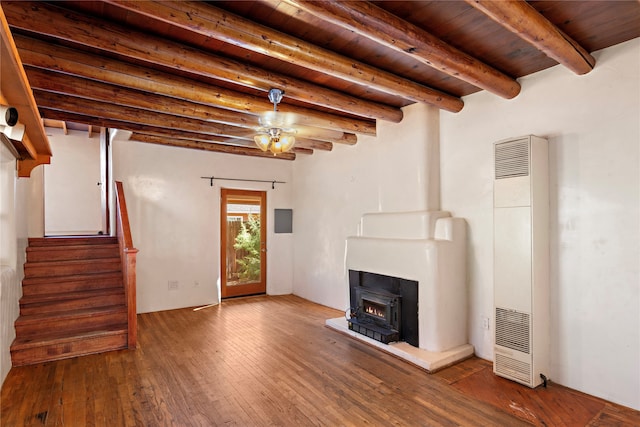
270;139;284;154
280;134;295;151
254;134;270;151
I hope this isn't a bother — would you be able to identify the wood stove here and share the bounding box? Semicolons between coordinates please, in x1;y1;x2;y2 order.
349;287;401;344
348;271;418;346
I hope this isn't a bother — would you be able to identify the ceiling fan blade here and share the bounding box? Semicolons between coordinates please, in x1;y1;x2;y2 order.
293;125;347;140
258;111;298;128
256;111;350;141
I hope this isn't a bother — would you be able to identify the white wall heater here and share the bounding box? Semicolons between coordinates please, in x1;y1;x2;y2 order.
493;135;550;388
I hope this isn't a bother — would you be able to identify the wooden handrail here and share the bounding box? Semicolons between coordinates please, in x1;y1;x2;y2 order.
114;181;138;349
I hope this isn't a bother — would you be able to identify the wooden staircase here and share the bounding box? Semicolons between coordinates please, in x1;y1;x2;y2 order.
10;236;130;366
10;182;137;366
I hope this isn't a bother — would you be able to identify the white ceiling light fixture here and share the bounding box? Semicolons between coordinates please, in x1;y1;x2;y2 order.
254;88;296;155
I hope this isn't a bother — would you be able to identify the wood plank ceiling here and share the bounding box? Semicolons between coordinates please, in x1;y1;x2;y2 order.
3;1;640;161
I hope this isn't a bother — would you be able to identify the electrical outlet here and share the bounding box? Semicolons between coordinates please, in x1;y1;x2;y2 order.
482;316;490;330
168;280;179;291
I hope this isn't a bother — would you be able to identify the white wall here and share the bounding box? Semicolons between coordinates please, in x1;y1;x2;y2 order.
1;143;17;266
44;128;102;235
113;140;293;313
292;103;439;310
0;141;18;385
440;39;639;409
1;140;45;385
18;166;45;240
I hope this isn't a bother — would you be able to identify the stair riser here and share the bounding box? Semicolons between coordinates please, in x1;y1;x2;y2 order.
20;293;126;316
22;276;122;296
28;237;118;247
24;259;121;278
10;332;128;367
15;311;127;337
27;246;120;262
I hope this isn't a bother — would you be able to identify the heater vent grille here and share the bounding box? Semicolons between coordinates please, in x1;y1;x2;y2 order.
495;354;531;384
495;139;529;179
495;308;530;354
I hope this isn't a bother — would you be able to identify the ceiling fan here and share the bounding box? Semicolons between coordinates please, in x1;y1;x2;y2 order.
253;88;297;155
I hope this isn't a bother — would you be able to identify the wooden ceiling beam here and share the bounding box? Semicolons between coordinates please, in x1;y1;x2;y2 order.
25;67;258;129
39;109;232;145
106;0;463;112
14;35;376;136
282;0;520;99
128;128;332;152
125;127;331;152
128;133;297;160
32;90;350;146
4;1;403;122
36;98;332;152
25;66;350;145
38;109;297;160
131;132;314;156
291;137;333;151
465;0;595;75
33;90;256;139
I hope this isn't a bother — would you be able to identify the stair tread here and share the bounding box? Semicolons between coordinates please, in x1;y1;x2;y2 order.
23;271;122;284
16;305;127;324
25;257;121;266
27;243;119;252
20;287;125;305
29;236;118;246
23;265;123;281
11;325;128;350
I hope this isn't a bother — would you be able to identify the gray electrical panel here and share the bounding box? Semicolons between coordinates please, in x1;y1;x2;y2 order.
274;209;292;233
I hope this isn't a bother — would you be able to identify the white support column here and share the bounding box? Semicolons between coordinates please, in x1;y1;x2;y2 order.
423;104;441;211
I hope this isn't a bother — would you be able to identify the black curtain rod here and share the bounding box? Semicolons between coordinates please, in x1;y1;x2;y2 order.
201;176;286;189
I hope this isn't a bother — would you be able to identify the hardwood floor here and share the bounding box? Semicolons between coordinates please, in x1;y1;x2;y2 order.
2;295;639;426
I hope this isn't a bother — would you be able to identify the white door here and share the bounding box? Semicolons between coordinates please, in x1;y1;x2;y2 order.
44;127;103;236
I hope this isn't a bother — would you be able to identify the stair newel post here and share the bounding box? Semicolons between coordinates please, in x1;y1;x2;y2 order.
122;247;138;348
114;181;138;349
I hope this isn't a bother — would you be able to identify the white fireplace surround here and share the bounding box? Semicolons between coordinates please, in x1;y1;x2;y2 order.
327;210;474;371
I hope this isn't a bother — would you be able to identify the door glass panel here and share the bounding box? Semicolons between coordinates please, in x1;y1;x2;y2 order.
226;202;261;286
